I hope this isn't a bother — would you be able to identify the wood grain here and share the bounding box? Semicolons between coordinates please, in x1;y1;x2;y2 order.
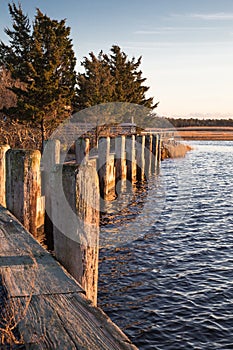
0;205;138;349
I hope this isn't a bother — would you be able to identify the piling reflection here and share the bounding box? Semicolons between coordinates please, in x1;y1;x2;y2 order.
100;171;161;248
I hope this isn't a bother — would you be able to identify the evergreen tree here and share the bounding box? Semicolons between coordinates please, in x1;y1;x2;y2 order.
0;3;31;81
0;3;77;146
76;45;158;113
108;45;156;109
76;51;115;111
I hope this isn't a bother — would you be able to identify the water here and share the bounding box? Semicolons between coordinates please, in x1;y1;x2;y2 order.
98;141;233;350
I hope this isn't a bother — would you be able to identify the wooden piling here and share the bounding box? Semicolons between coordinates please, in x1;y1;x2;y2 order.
157;134;162;164
110;137;116;153
75;137;90;164
0;144;10;207
98;137;110;194
136;135;145;181
126;135;137;182
144;134;153;179
151;134;159;173
5;149;41;237
98;137;115;199
115;135;127;182
42;140;61;250
51;163;100;305
42;139;60;171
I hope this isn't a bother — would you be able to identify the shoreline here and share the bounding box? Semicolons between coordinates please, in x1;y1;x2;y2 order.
161;141;192;160
174;127;233;141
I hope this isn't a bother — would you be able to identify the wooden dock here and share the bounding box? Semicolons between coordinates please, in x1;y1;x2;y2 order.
0;205;138;349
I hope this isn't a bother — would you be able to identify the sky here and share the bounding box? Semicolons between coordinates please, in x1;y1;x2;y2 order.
1;0;233;118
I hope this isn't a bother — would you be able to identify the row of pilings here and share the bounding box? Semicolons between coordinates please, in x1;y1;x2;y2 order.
0;133;162;306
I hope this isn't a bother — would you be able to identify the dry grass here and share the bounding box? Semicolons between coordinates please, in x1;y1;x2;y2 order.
161;142;192;160
0;119;41;150
175;127;233;140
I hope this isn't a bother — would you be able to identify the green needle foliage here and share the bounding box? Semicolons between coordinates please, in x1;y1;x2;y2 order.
76;45;158;112
0;3;77;147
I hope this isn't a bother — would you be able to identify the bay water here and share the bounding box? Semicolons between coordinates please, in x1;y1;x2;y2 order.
98;141;233;350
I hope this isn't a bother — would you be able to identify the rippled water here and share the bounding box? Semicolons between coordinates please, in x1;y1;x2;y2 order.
98;141;233;350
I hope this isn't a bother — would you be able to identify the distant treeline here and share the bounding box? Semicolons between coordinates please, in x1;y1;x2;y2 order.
165;117;233;128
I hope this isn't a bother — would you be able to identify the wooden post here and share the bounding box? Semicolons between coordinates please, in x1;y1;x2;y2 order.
0;145;10;207
144;134;153;179
42;139;60;250
41;139;60;197
126;135;136;182
97;137;110;199
75;137;90;164
136;135;145;181
157;134;162;165
42;139;60;172
115;135;126;182
6;149;41;237
51;163;100;305
110;137;116;153
151;134;159;173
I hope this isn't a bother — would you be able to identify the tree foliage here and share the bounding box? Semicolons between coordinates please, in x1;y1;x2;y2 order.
75;51;115;109
0;67;19;111
0;3;77;145
76;45;158;112
166;117;233;128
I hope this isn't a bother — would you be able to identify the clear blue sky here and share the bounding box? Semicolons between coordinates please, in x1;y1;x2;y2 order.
1;0;233;118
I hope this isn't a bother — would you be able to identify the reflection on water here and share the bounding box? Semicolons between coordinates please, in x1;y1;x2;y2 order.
98;141;233;350
100;179;149;248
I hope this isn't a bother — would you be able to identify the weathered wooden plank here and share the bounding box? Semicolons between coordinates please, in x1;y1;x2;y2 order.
0;206;84;297
13;293;137;349
0;259;84;297
0;208;48;254
0;205;138;349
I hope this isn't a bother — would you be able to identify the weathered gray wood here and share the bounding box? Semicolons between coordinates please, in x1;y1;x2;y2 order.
97;137;116;199
51;163;100;305
98;137;110;198
42;139;60;169
0;257;84;298
0;144;10;207
151;134;158;173
76;163;100;304
0;205;137;349
136;135;145;181
0;208;83;297
75;137;90;164
41;140;61;250
6;149;41;237
144;134;153;178
126;135;136;181
115;136;127;182
13;293;138;349
157;134;162;164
